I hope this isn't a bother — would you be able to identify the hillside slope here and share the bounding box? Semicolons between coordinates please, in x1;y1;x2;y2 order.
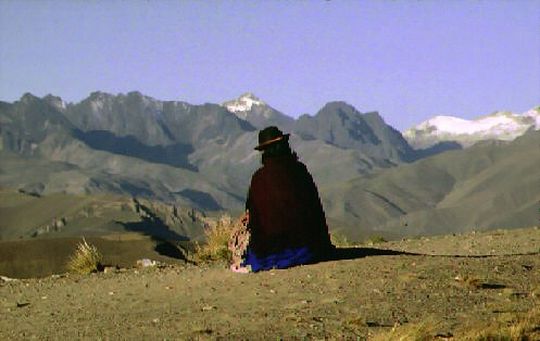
0;188;207;241
323;130;540;239
0;92;423;213
2;91;536;239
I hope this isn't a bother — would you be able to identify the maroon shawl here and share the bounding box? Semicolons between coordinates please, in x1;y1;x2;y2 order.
246;154;333;258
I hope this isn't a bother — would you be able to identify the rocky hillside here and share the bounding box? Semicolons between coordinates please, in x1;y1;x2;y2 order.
0;189;208;242
1;91;536;239
295;102;415;163
0;92;422;213
324;130;540;240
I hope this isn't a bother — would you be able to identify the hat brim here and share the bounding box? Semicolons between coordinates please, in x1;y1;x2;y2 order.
254;134;290;151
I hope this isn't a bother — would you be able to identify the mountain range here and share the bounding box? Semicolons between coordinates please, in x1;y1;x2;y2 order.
324;130;540;240
404;108;540;148
0;91;538;240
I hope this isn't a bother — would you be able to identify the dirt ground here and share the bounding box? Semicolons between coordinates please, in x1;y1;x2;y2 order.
1;227;539;339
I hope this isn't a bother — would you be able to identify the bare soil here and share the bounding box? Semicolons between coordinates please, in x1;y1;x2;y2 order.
1;227;539;339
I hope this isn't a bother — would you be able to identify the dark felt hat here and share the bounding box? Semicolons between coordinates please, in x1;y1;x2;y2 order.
254;126;290;151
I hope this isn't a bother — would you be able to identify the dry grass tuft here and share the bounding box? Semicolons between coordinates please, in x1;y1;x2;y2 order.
365;235;387;245
330;231;353;248
461;306;540;341
66;237;103;274
532;286;540;299
194;215;237;264
371;316;443;341
373;306;540;341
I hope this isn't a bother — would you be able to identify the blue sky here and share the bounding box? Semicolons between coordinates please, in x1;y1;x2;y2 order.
0;0;539;130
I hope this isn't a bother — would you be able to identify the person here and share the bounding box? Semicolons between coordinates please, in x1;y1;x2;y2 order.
230;126;334;273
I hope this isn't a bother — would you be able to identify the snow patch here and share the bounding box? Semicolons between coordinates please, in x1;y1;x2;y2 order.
404;107;540;147
523;108;540;129
223;93;265;116
418;113;526;135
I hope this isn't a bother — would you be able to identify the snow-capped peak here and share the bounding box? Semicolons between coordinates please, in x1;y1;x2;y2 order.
222;93;266;118
416;112;521;135
404;107;540;148
523;107;540;129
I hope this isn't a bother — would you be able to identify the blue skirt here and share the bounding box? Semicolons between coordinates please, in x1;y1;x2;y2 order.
242;246;314;272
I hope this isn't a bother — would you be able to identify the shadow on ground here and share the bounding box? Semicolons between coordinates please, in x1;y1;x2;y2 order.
153;240;197;263
116;215;192;261
325;247;418;262
118;219;189;242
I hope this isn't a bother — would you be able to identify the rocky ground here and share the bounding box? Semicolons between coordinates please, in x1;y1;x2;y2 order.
1;227;539;339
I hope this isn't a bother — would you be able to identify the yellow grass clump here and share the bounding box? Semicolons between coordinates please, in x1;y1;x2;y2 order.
194;215;236;264
330;231;353;248
365;235;387;245
461;306;540;341
372;306;540;341
66;237;103;274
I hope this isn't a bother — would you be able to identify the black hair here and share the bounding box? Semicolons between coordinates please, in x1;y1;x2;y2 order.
261;139;298;164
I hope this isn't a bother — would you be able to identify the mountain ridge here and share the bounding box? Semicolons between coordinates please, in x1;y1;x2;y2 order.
1;91;537;240
222;92;294;130
0;91;418;212
323;129;540;240
404;107;540;148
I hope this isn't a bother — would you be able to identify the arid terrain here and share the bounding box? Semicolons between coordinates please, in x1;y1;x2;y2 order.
1;227;539;339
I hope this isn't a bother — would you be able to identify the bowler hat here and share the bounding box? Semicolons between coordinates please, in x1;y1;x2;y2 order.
255;126;290;151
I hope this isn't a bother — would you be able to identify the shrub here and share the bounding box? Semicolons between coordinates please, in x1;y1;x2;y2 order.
194;215;236;264
330;231;352;248
66;237;103;274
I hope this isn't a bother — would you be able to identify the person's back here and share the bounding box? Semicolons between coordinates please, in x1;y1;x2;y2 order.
240;126;333;272
248;153;332;257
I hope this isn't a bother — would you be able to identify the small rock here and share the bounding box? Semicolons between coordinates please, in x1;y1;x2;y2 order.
104;266;119;274
0;275;16;282
137;259;157;268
